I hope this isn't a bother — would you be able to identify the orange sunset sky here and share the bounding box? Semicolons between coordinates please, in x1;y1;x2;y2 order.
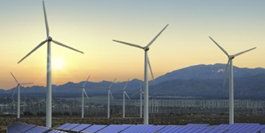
0;0;264;89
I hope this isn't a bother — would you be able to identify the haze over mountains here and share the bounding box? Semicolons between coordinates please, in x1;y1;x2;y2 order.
1;64;265;99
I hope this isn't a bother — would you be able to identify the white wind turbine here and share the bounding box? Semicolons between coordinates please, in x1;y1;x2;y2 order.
17;1;84;128
81;75;90;119
113;24;168;124
10;72;32;119
107;79;117;119
209;36;256;124
122;80;131;118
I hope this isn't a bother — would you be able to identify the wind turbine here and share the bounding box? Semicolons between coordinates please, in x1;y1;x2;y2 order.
107;79;116;119
209;36;256;124
10;72;32;119
122;80;131;118
81;75;90;119
113;24;168;124
17;1;84;128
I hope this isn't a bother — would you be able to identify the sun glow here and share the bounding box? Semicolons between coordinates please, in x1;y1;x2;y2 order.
53;57;64;70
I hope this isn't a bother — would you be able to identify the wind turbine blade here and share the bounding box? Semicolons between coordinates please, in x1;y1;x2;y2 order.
222;60;230;89
83;89;89;99
147;55;155;80
110;91;114;99
52;40;84;54
108;79;117;89
10;72;19;84
209;36;229;57
113;40;144;49
129;90;140;98
123;80;129;90
146;24;169;48
17;40;47;64
125;92;131;100
233;47;256;57
42;0;49;37
86;75;91;82
83;75;91;88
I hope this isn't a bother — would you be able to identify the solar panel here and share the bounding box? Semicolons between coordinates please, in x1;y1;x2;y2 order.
7;123;36;133
240;125;261;133
259;126;265;133
172;124;208;133
157;125;184;133
8;122;265;133
7;123;22;133
81;125;107;133
225;123;260;133
70;124;91;132
60;123;79;131
56;123;71;130
48;130;68;133
243;125;265;133
97;124;131;133
25;126;50;133
195;126;217;133
121;125;165;133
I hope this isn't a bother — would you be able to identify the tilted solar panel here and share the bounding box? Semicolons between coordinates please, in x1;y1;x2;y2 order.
10;122;265;133
70;124;91;132
57;123;71;130
172;124;208;133
48;130;68;133
60;123;79;131
81;125;107;133
157;125;183;133
239;125;262;133
184;126;209;133
197;126;221;133
96;124;131;133
244;125;265;133
25;126;50;133
121;125;165;133
259;126;265;133
7;123;36;133
226;123;260;133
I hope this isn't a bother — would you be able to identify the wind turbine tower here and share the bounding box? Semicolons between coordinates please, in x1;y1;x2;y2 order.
10;72;32;119
81;75;90;119
18;1;84;127
122;80;130;118
107;79;116;119
209;36;256;124
113;24;168;124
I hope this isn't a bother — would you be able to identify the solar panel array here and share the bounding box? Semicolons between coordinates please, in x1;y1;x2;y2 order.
7;123;66;133
7;122;265;133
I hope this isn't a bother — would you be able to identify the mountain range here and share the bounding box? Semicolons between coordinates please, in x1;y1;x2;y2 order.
1;63;265;99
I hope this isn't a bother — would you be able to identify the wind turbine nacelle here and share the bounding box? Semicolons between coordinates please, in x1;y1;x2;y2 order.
47;36;53;41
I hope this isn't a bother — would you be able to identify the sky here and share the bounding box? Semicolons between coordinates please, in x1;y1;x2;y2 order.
0;0;264;89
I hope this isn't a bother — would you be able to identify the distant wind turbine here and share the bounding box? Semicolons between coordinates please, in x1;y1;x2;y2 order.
209;36;256;124
17;0;84;128
107;79;116;119
81;75;90;119
113;24;168;124
10;72;32;119
122;80;130;118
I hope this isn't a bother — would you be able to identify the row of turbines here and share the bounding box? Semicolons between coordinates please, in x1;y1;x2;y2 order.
9;0;256;128
80;77;142;119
